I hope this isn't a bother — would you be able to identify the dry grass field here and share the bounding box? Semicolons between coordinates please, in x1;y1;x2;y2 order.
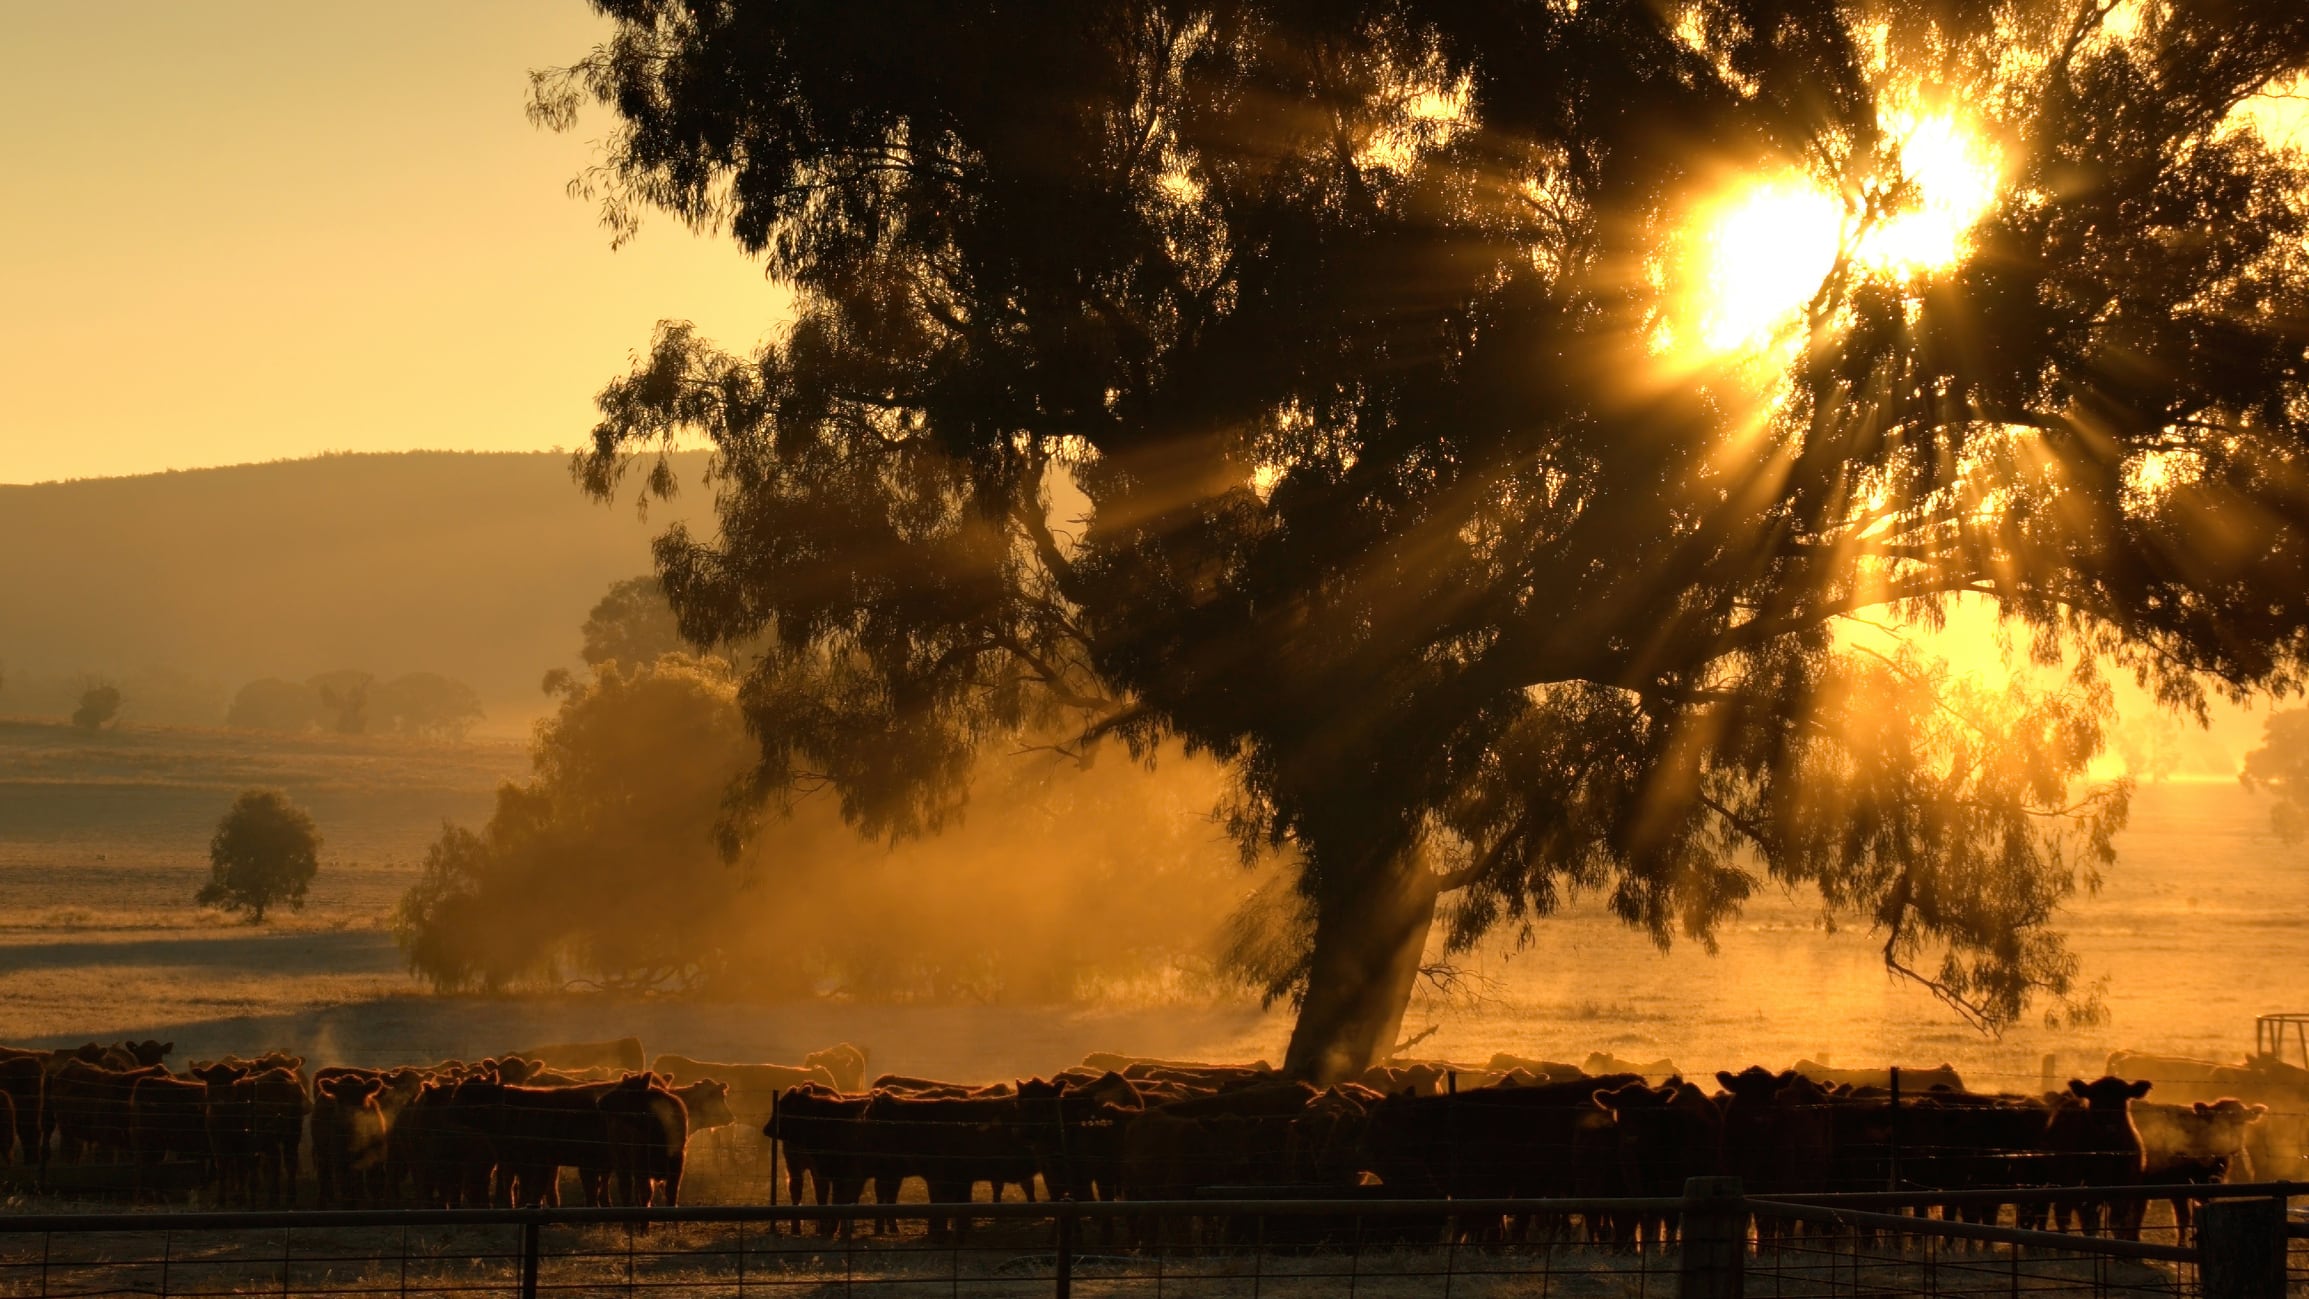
1;716;2302;1089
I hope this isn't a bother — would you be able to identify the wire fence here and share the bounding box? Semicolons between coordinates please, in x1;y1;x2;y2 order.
0;1181;2290;1299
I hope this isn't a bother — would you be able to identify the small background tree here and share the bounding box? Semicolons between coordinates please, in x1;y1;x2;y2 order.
2243;710;2309;843
198;789;321;924
71;682;120;731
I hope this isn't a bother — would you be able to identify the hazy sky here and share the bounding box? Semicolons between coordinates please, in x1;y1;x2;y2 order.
5;7;2298;488
0;2;790;485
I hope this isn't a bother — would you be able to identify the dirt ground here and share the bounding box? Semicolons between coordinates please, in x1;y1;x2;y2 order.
1;718;2304;1087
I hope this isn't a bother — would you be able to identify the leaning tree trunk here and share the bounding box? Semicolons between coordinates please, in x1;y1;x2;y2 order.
1280;845;1443;1084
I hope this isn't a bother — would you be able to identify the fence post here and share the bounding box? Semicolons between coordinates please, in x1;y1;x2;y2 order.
1678;1176;1745;1299
1886;1066;1900;1192
1054;1196;1075;1299
519;1214;541;1299
2198;1197;2286;1299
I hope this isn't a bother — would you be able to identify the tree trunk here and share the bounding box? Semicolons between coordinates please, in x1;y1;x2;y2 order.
1280;847;1442;1084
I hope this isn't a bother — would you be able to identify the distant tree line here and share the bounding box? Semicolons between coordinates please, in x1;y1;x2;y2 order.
225;670;483;740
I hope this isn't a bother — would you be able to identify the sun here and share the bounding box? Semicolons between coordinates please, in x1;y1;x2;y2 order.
1685;110;2003;357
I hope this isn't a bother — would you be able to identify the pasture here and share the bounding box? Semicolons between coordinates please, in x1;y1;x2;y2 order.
1;716;2303;1086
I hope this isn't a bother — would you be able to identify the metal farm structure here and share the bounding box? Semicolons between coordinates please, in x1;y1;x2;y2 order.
0;1179;2300;1299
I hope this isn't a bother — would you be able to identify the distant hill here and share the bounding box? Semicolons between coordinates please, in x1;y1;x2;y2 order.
0;451;711;732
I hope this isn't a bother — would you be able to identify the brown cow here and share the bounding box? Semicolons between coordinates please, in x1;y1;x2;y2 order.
2043;1076;2152;1238
1792;1060;1966;1094
312;1074;390;1206
766;1085;878;1237
48;1061;162;1163
129;1075;209;1199
518;1037;647;1074
2129;1098;2266;1241
0;1056;41;1167
1593;1079;1722;1249
599;1072;688;1208
805;1044;870;1094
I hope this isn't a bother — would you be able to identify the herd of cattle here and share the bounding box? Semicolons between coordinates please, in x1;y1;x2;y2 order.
3;1036;2302;1247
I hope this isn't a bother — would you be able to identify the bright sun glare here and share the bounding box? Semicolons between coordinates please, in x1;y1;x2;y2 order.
1693;110;2002;354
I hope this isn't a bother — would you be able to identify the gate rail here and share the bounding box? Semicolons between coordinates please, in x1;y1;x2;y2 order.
0;1179;2294;1298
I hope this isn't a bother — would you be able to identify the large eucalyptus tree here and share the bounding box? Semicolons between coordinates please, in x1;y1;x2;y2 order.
536;0;2309;1079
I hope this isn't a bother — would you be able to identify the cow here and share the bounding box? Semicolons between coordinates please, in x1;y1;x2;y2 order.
599;1072;688;1209
1586;1053;1681;1080
2129;1098;2267;1242
651;1056;836;1143
1015;1072;1144;1233
1594;1079;1722;1249
48;1061;162;1164
311;1073;390;1206
1366;1075;1637;1242
766;1085;877;1237
1082;1053;1275;1076
0;1055;42;1168
518;1037;647;1074
128;1075;210;1200
863;1090;1040;1239
1486;1053;1589;1082
386;1080;482;1208
2043;1076;2152;1238
804;1044;870;1094
1792;1060;1966;1094
444;1076;615;1207
671;1080;735;1132
1900;1090;2054;1231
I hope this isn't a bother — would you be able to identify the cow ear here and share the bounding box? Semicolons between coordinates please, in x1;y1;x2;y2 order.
2129;1080;2153;1098
2252;1104;2269;1117
2195;1102;2212;1115
2068;1079;2091;1097
1715;1071;1737;1089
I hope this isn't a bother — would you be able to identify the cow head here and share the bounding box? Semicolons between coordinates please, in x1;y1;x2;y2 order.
1593;1080;1663;1114
2067;1076;2152;1109
2194;1098;2269;1148
1717;1066;1785;1101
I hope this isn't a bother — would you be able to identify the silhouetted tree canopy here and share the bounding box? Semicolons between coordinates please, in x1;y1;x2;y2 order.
373;672;486;741
198;789;321;924
71;682;121;732
580;575;690;669
2243;708;2309;842
539;0;2309;1078
307;670;374;735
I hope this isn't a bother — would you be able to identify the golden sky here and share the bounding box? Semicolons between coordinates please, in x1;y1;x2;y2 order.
0;2;790;485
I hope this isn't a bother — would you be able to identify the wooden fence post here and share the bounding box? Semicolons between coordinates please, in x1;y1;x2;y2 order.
1678;1176;1745;1299
2198;1197;2286;1299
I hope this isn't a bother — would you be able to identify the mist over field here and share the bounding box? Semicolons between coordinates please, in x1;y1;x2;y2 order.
1;695;2299;1091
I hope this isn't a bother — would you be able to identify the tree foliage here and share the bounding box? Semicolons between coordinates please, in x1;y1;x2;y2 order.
307;670;374;735
537;0;2309;1076
581;575;690;669
198;789;322;924
392;652;1245;996
71;682;121;731
2243;708;2309;843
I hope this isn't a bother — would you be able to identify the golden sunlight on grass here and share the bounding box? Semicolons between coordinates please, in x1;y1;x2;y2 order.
1687;110;2003;356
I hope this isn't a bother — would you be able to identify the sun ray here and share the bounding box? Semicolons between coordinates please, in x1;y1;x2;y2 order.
1675;106;2003;366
